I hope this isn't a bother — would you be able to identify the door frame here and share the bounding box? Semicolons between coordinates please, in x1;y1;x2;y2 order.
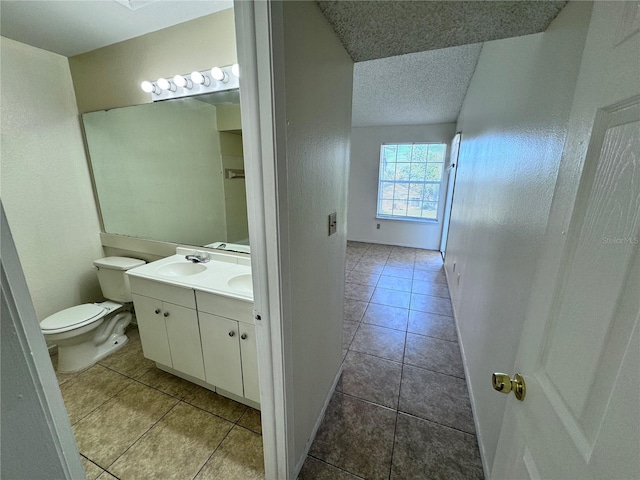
233;1;292;478
440;131;461;257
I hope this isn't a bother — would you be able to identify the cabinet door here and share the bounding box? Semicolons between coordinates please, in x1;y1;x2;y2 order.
239;323;260;403
132;294;172;366
163;302;205;381
199;312;243;397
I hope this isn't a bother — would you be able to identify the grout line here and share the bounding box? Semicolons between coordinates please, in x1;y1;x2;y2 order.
306;454;367;479
396;410;479;437
191;422;236;479
102;400;180;472
400;361;466;381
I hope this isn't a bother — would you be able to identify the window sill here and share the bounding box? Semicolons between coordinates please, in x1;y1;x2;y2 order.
376;216;439;225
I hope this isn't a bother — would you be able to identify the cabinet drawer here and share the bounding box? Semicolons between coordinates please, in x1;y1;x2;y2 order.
129;276;195;309
196;291;253;323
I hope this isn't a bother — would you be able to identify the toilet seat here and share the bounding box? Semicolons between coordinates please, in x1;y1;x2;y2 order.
41;304;108;334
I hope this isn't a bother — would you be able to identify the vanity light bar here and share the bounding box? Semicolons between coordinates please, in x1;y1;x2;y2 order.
141;64;239;102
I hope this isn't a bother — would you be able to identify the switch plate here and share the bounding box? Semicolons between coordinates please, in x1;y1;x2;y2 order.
328;212;337;236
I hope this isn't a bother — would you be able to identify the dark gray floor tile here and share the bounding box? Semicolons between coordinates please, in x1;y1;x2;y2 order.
399;366;475;434
299;457;363;479
391;413;484;480
309;392;396;480
298;457;362;480
346;270;380;286
411;279;450;298
410;293;453;316
413;269;447;284
337;351;402;408
404;334;464;378
381;266;414;279
385;260;415;270
352;263;385;275
343;321;360;349
371;287;411;309
377;275;412;292
350;324;406;362
407;311;457;342
345;282;375;302
363;303;409;331
344;299;368;323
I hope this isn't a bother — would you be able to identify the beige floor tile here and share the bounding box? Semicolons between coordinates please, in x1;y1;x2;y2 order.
73;382;178;469
82;456;104;480
96;472;119;480
98;329;155;379
137;367;198;398
183;385;247;422
238;407;262;434
195;426;265;479
60;365;133;424
109;402;233;480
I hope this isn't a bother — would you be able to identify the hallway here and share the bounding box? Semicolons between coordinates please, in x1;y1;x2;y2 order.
300;242;484;479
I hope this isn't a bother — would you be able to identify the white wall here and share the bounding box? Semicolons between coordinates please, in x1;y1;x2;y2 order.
348;123;456;249
444;2;593;475
278;1;353;471
0;37;105;321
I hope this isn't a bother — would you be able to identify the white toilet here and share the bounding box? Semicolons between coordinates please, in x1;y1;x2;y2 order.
41;256;146;373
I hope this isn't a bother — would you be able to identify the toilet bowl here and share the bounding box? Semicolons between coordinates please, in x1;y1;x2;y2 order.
41;256;145;373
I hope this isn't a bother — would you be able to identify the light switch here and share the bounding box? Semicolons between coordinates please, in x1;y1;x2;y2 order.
328;212;337;236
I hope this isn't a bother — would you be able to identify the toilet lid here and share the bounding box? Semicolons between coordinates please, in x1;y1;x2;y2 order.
41;304;107;331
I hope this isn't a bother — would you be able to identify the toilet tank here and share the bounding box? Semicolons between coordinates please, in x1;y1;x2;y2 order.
94;257;146;302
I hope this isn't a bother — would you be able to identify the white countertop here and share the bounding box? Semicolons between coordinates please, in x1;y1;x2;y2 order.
126;249;253;303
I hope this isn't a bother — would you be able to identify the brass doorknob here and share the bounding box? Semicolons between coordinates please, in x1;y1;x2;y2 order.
492;372;526;401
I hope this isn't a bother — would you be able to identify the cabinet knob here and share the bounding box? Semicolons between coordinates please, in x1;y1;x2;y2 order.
241;333;248;340
155;309;161;315
163;311;169;317
229;331;235;337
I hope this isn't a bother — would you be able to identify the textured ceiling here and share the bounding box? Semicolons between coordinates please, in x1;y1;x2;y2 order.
316;0;567;62
352;43;482;127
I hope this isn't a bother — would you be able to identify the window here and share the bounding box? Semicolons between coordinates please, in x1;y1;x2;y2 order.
377;143;447;221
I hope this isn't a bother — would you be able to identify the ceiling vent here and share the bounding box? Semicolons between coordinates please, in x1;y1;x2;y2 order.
113;0;156;11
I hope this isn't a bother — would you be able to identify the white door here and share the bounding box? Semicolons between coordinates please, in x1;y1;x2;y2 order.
199;312;244;397
163;303;205;381
492;3;640;479
133;294;172;367
440;132;461;257
239;323;260;403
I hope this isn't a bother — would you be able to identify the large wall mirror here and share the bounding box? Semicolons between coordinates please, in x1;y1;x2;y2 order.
82;90;248;248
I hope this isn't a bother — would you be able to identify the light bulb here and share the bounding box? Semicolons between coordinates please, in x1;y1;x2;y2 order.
140;81;157;94
231;63;240;78
190;71;210;86
157;77;175;91
173;74;192;89
210;67;227;82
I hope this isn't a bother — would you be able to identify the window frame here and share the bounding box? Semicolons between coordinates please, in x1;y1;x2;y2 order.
375;142;448;223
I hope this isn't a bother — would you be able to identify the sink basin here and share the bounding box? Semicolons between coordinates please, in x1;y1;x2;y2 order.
157;262;207;277
227;273;252;292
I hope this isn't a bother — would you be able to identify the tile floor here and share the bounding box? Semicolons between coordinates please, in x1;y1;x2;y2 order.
52;241;482;480
51;328;264;480
299;241;484;480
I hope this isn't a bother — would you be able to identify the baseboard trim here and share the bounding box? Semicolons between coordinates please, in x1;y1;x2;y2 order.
444;266;491;480
294;363;344;477
347;237;439;250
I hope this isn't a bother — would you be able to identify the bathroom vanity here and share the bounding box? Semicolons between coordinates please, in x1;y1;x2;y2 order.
126;248;259;408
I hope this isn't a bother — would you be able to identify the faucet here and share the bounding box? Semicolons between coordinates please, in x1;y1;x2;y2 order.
185;252;210;263
216;243;227;250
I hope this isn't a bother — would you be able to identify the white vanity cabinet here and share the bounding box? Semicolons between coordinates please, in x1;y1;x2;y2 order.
196;291;259;403
130;277;205;381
